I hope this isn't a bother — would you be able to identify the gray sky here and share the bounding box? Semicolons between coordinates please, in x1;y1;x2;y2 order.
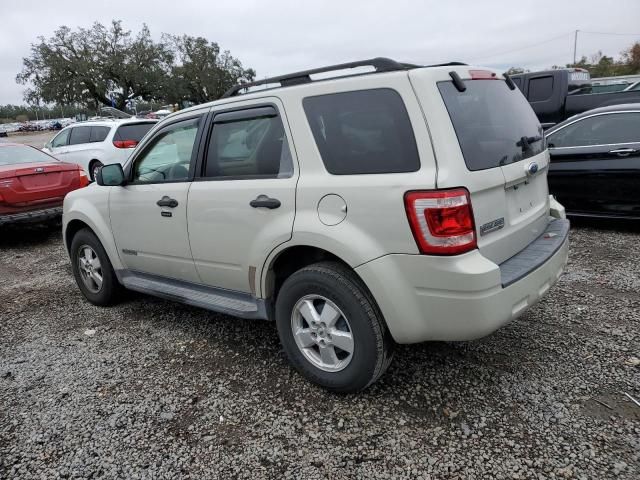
1;0;639;104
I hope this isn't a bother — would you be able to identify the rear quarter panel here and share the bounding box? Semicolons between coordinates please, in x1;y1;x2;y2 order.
258;71;438;297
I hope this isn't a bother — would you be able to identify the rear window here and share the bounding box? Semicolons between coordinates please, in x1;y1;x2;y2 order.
114;123;155;142
438;80;544;171
0;146;57;166
303;89;420;175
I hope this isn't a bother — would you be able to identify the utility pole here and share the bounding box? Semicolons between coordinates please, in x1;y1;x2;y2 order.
573;30;579;66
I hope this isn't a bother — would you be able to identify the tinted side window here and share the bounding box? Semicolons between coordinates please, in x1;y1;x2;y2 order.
132;117;201;183
527;76;554;102
115;123;156;142
68;126;92;145
89;126;110;143
204;109;293;179
303;89;420;175
548;112;640;148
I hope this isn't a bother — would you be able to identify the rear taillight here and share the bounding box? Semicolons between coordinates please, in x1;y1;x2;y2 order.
113;140;138;149
78;169;90;187
404;188;477;255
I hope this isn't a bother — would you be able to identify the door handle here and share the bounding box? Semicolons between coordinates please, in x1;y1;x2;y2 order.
250;195;281;209
156;196;179;208
609;148;636;156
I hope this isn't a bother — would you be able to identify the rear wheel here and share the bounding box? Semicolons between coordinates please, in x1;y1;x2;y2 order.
275;262;394;393
89;161;103;182
70;228;123;306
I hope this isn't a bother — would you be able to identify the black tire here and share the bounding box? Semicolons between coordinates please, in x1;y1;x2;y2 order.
70;228;123;306
89;161;103;182
275;261;394;393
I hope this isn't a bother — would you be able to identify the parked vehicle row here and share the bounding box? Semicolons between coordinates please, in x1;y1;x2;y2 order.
510;69;640;127
43;119;158;180
546;103;640;219
63;58;570;392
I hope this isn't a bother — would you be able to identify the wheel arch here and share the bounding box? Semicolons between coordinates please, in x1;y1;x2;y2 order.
64;219;92;253
88;159;103;180
262;244;378;311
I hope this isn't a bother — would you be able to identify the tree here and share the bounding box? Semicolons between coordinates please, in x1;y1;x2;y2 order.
505;67;528;75
17;21;174;110
165;35;255;104
17;21;256;110
620;41;640;74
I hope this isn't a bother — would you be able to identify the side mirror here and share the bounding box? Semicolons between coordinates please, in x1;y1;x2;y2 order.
44;142;51;150
96;163;126;186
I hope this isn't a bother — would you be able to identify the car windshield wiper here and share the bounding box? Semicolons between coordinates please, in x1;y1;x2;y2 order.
516;135;542;151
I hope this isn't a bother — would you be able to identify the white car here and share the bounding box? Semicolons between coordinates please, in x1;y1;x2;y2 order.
43;119;157;180
63;58;569;392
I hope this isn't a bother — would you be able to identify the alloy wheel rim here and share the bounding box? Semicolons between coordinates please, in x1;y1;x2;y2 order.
290;294;354;372
77;244;103;293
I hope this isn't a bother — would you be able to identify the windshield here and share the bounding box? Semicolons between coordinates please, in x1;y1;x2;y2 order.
438;80;544;171
0;145;58;166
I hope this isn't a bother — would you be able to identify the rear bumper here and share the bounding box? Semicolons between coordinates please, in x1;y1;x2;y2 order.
356;218;569;344
0;206;63;225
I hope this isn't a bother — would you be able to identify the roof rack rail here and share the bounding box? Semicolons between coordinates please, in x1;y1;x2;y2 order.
222;57;414;98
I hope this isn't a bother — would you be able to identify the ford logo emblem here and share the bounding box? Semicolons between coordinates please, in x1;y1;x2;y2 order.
526;162;539;176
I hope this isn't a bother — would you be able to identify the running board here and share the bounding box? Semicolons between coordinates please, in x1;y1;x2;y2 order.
117;270;268;320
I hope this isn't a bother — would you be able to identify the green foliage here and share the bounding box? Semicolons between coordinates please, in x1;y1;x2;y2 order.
164;35;255;104
17;20;255;110
0;104;91;122
565;42;640;78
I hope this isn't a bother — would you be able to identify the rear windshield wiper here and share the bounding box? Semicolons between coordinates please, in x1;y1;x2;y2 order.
516;135;542;151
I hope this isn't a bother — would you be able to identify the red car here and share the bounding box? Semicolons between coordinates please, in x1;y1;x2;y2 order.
0;143;89;226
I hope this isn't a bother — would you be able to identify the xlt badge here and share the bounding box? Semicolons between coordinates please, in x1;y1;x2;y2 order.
480;217;505;236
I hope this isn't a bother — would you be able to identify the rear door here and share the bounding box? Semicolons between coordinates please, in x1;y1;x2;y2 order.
547;111;640;217
410;67;550;265
187;99;298;294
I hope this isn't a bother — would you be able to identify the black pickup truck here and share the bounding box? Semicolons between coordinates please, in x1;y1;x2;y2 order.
510;69;640;127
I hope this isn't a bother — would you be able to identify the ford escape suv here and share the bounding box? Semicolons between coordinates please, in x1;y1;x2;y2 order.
63;58;569;392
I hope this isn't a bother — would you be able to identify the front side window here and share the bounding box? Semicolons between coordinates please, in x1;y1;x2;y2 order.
204;108;293;179
90;126;110;143
132;117;201;183
303;89;420;175
69;126;92;145
51;129;70;148
547;112;640;148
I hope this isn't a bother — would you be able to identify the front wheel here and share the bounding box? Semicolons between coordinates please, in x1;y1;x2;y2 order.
70;228;123;306
275;262;394;393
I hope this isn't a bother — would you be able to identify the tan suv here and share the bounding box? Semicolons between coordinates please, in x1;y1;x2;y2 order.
63;58;569;392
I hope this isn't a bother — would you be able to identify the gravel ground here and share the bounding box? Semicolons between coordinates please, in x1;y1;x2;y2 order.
0;222;639;479
0;131;53;147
